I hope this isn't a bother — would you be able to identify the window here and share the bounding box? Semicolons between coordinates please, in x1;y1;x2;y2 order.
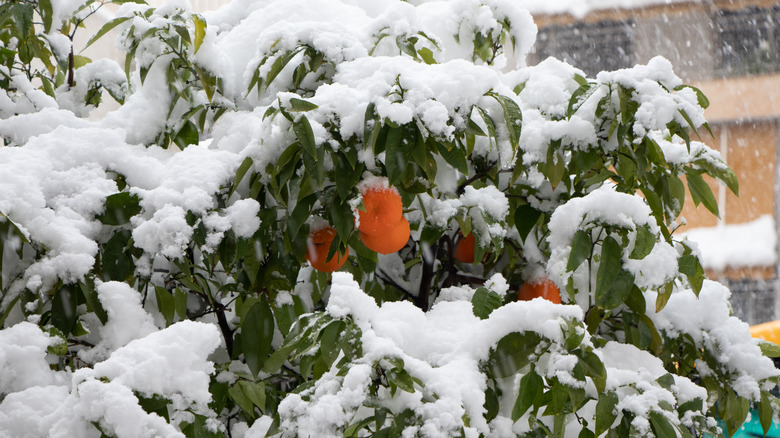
534;19;634;77
716;6;780;76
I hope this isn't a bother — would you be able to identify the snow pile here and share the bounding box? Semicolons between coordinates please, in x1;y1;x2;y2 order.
0;322;68;396
522;0;689;19
273;273;768;437
280;272;589;437
682;215;776;271
0;320;221;437
547;186;679;300
649;281;779;398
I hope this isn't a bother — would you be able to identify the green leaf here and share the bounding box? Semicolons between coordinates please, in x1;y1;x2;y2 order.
38;0;53;33
155;286;176;327
686;170;719;217
241;299;275;378
476;107;497;149
193;14;206;53
174;288;188;320
484;387;500;423
649;412;677;438
228;384;256;418
51;284;79;335
238;380;266;413
655;282;674;312
330;198;354;246
396;35;418;59
677;254;704;295
293;115;317;160
418;47;436;64
289;98;319;112
577;350;606;394
229;157;253;199
489;331;544;378
273;297;305;336
73;55;92;69
435;141;468;175
759;391;774;437
694;158;739;196
102;229;134;282
137;394;171;421
79;281;108;325
514;204;542;242
511;370;543;421
288;193;316;242
383;125;403;185
473;31;492;62
665;175;686;220
545;142;566;190
594;236;622;307
674;84;709;109
84;17;132;50
629;224;655;260
194;65;217;102
757;339;780;358
567;82;591;118
567;230;592;272
678;109;700;139
264;51;295;88
386;366;417;394
471;287;502;320
97;192;142;226
489;93;522;150
595;391;618;437
174;119;199;149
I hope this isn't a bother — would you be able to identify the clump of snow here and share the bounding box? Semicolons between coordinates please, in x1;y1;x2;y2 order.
90;320;222;408
547;186;677;298
460;185;509;221
0;322;67;396
681;215;776;271
79;281;158;363
648;281;780;399
295;272;589;436
0;320;221;437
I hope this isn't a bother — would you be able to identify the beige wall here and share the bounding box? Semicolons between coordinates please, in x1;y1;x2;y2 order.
679;121;777;229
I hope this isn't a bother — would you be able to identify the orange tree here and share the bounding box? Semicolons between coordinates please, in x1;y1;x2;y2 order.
0;0;778;436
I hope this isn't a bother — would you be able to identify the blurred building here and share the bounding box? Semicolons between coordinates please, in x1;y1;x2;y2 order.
528;0;780;324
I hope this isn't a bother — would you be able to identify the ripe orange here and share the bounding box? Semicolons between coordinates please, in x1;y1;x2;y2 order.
454;233;476;263
359;216;410;254
356;187;403;235
517;278;561;304
305;226;348;272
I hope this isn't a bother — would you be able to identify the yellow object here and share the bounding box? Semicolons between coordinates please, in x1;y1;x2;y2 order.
750;320;780;345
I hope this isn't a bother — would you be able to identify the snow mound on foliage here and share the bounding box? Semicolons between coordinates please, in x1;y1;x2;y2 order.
0;320;221;438
0;322;68;396
286;272;588;436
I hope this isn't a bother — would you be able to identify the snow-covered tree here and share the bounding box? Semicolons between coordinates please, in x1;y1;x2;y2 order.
0;0;777;436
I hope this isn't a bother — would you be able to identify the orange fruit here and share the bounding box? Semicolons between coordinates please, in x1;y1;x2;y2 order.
517;278;561;304
359;217;410;254
357;187;403;235
454;233;476;263
306;227;348;272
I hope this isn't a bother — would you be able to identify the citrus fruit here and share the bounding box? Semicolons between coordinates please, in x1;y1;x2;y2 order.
305;226;348;272
359;216;410;254
357;186;403;235
454;233;476;263
517;278;561;304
